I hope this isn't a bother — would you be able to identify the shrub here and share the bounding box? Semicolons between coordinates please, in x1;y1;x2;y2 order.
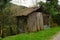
52;14;60;25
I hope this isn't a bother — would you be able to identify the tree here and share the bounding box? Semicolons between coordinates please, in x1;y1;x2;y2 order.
0;0;11;38
39;0;58;16
46;0;58;16
46;0;58;26
0;0;11;10
39;0;58;27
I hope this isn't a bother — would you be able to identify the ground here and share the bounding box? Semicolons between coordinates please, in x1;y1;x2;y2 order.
2;26;60;40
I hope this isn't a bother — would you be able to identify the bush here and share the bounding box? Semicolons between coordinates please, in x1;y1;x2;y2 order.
52;14;60;25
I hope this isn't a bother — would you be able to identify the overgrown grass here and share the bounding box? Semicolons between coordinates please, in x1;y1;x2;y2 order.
2;26;60;40
0;37;2;40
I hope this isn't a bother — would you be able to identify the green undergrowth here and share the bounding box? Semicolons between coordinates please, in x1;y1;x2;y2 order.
2;26;60;40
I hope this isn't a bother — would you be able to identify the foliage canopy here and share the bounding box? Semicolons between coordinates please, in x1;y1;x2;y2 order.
0;0;11;10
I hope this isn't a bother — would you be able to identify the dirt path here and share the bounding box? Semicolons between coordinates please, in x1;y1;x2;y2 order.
51;32;60;40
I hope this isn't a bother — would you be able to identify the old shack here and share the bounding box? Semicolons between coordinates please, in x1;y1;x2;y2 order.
13;6;50;33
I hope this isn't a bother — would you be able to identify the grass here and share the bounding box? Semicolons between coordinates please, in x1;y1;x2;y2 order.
0;37;2;40
2;26;60;40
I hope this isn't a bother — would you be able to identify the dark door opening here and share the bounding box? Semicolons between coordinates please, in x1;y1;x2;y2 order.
16;16;27;33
